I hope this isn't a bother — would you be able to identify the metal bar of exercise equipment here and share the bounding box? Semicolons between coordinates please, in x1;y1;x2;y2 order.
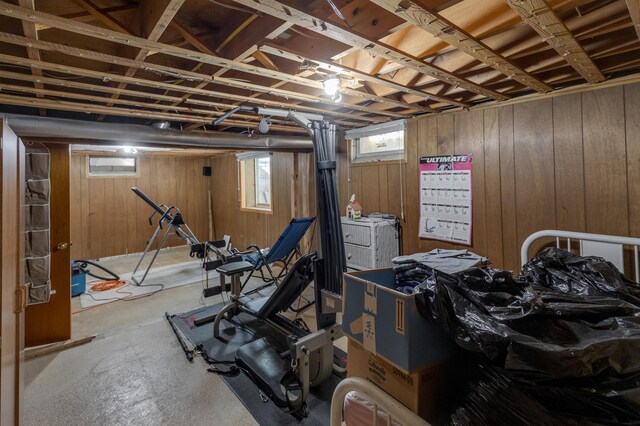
211;107;347;411
130;187;201;285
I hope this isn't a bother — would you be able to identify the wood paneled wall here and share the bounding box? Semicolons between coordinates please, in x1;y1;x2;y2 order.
339;83;640;273
209;152;316;251
70;153;212;259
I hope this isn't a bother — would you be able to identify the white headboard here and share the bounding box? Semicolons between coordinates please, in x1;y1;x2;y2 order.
520;230;640;282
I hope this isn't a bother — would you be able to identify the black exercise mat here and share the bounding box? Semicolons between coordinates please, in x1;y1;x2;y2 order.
168;304;345;425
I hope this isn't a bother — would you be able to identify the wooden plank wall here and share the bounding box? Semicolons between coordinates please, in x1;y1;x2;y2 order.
209;152;316;251
69;153;211;259
339;83;640;273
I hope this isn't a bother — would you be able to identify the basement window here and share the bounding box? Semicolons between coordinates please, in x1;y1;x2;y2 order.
88;156;137;177
346;119;406;163
238;152;272;213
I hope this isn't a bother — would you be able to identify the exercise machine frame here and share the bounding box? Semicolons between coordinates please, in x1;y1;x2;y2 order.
210;107;347;410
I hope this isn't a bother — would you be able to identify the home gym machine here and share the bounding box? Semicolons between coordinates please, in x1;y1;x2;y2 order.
130;187;234;286
206;107;347;412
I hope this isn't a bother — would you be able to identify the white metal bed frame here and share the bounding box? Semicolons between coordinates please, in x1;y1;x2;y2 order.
330;377;430;426
521;229;640;282
331;230;640;426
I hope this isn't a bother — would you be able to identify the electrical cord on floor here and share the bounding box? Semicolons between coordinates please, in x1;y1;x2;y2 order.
73;280;177;314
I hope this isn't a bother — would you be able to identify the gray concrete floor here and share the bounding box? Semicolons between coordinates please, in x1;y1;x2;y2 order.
27;247;258;426
26;247;346;426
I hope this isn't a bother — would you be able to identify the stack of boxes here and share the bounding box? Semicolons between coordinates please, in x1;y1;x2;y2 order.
342;268;459;421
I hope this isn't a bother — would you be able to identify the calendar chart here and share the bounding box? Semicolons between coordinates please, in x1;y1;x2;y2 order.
418;155;472;245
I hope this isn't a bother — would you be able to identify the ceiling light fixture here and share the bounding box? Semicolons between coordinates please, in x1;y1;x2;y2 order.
323;75;341;97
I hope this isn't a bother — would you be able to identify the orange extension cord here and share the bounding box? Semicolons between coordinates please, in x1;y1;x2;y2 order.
90;279;127;292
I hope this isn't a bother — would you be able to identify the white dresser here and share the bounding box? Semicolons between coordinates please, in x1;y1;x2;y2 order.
341;216;399;270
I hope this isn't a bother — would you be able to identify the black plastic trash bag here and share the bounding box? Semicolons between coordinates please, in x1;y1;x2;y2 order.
519;247;640;303
414;248;640;423
447;363;640;426
415;252;640;380
448;364;562;426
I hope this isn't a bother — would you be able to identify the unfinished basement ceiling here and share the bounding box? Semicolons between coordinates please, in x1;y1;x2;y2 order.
0;0;638;134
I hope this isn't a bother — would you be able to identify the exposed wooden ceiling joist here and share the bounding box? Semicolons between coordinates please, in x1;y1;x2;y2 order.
68;0;130;33
17;0;45;115
625;0;640;42
505;0;605;84
230;0;509;101
216;14;259;54
34;5;137;31
0;3;415;117
0;92;306;132
169;20;217;56
0;0;633;131
177;19;293;131
0;68;376;126
106;0;186;108
370;0;552;93
259;42;468;107
0;80;354;127
0;69;179;102
0;51;380;123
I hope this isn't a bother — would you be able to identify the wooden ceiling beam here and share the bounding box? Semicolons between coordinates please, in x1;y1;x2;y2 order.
0;52;379;123
0;81;343;127
139;0;184;42
105;0;186;110
0;70;184;103
169;20;217;56
509;19;634;61
215;14;259;54
0;92;306;133
68;0;131;34
156;21;215;103
0;81;216;116
0;3;415;115
162;20;289;125
251;49;280;71
370;0;552;93
0;69;361;129
17;0;44;115
230;0;509;101
625;0;640;42
0;30;418;115
259;42;467;107
505;0;605;84
34;5;137;31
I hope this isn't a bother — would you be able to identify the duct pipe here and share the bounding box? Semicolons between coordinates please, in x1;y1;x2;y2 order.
4;114;313;152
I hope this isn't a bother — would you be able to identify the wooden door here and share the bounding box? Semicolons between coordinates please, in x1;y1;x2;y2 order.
1;120;26;425
25;143;71;347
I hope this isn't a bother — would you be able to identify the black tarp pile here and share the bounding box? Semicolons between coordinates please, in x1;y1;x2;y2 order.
414;247;640;425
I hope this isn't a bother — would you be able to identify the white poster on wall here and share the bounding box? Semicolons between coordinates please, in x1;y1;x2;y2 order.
418;155;473;245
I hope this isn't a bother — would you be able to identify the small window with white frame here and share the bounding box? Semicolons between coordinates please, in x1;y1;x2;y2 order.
238;152;272;213
88;156;137;177
346;119;406;163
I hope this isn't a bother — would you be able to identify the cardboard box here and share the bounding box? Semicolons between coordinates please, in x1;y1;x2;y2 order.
343;268;457;371
347;339;451;422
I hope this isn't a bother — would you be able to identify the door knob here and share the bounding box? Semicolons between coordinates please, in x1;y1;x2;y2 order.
56;242;71;251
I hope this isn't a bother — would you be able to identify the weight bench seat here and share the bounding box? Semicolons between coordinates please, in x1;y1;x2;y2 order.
216;260;254;276
241;253;316;320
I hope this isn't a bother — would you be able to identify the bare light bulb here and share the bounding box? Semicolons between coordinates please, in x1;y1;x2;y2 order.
323;76;340;96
